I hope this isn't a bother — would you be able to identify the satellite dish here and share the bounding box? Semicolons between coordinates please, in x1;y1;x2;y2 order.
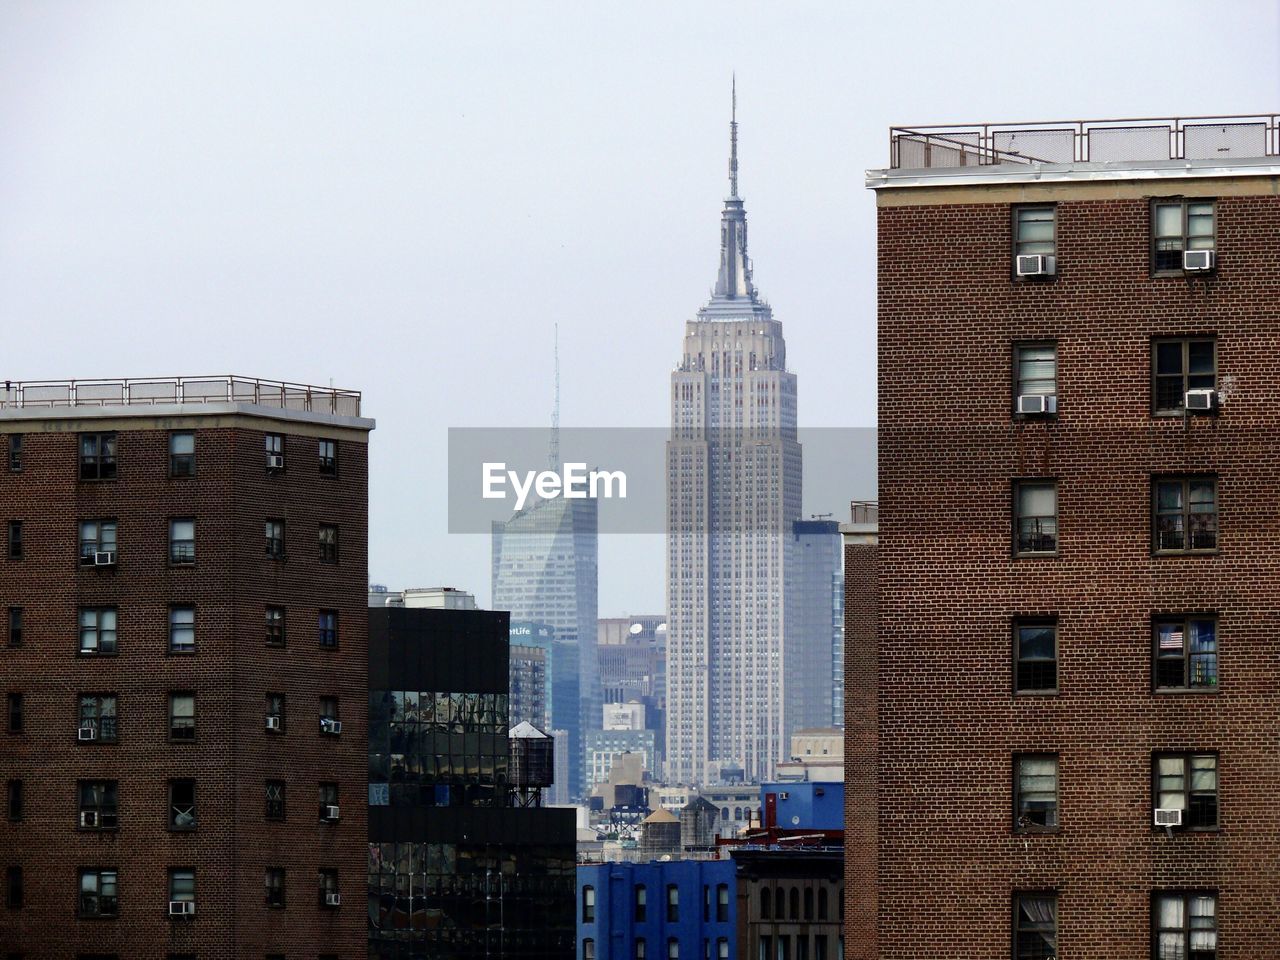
629;623;643;635
791;816;800;825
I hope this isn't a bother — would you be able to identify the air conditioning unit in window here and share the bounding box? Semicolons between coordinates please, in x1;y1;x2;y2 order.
265;715;282;732
93;551;117;566
1183;250;1216;272
78;726;97;741
80;810;98;828
323;805;341;821
266;454;285;470
325;893;342;907
1154;807;1183;827
1016;394;1058;416
320;718;342;735
169;900;195;917
1185;388;1218;413
1016;254;1056;277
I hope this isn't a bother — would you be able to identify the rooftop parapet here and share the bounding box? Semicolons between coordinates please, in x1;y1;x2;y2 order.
888;113;1279;170
0;375;361;418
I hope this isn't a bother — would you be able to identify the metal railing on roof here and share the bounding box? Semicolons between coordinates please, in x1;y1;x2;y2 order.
0;376;361;417
850;500;878;524
890;113;1280;169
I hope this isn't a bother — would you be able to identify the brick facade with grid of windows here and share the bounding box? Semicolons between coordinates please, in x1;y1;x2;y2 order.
0;389;372;959
856;150;1280;958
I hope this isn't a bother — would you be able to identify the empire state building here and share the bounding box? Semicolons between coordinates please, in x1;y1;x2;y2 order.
665;91;802;785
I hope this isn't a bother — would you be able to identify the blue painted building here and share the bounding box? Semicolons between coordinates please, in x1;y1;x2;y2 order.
577;858;737;960
761;781;843;832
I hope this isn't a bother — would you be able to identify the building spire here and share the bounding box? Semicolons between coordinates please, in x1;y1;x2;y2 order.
712;76;756;303
549;323;560;470
729;73;739;199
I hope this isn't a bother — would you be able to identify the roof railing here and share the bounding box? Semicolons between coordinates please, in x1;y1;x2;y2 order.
850;500;878;524
890;113;1280;169
0;376;361;417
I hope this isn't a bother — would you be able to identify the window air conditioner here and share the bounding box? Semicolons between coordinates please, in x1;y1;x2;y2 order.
323;805;341;821
78;726;97;741
169;900;195;916
1016;254;1056;277
325;893;342;907
1185;388;1218;413
321;718;342;734
265;715;282;732
1183;250;1216;272
1153;807;1183;828
80;810;98;828
266;454;285;469
1016;394;1057;415
94;551;117;566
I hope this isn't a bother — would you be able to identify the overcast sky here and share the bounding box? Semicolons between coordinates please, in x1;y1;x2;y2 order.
2;1;1276;613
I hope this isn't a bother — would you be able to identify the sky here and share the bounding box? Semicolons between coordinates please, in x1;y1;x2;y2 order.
2;1;1277;613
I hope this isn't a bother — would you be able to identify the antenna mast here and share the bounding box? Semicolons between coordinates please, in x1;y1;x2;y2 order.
729;73;739;198
549;323;560;470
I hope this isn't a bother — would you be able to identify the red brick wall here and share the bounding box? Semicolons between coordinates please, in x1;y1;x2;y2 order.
0;418;368;959
875;187;1280;957
843;539;877;960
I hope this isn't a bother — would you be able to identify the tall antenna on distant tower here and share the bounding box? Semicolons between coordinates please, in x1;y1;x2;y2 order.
549;323;560;470
729;73;739;198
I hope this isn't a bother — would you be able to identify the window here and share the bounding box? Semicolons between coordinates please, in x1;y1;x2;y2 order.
169;868;195;910
6;780;21;821
7;434;21;472
1014;481;1057;556
760;886;771;920
266;693;286;732
318;868;339;907
582;884;595;922
1153;199;1215;273
169;693;195;741
1013;205;1056;262
667;940;678;960
318;439;337;475
717;883;729;922
5;866;21;909
718;942;729;960
265;520;286;560
7;608;22;648
636;940;646;960
1014;755;1058;831
760;938;772;960
1154;891;1216;959
79;781;118;829
1013;343;1057;414
169;519;195;564
265;606;286;646
79;608;118;655
667;883;679;922
79;433;117;480
583;941;595;960
1153;338;1216;415
789;887;799;919
634;883;646;921
318;610;338;649
320;696;339;734
1153;477;1217;553
169;433;195;477
1155;617;1218;690
79;868;118;917
265;867;286;907
6;521;22;560
79;694;117;742
78;520;117;564
814;937;828;960
1014;619;1057;693
319;782;339;821
1155;753;1218;830
169;607;195;654
1013;892;1057;960
169;779;196;830
318;524;339;564
703;884;711;921
817;887;828;920
803;887;813;920
265;433;284;471
265;780;286;820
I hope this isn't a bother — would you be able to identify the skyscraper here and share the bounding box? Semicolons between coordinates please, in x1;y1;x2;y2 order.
787;519;844;734
666;89;802;785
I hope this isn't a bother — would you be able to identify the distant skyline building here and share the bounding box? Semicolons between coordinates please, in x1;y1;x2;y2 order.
666;89;802;785
492;497;599;799
788;519;844;733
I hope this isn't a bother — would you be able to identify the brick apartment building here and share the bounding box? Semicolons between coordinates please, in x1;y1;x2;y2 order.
0;376;373;959
856;116;1280;958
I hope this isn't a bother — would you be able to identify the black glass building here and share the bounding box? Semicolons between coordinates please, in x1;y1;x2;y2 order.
369;607;576;959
